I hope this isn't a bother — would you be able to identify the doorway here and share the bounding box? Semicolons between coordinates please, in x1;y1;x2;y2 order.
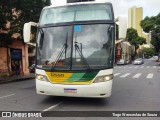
10;48;22;75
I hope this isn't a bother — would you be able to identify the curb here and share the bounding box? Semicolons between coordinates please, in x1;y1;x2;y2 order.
0;76;35;84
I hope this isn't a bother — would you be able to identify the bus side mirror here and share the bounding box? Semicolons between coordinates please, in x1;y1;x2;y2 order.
23;22;37;43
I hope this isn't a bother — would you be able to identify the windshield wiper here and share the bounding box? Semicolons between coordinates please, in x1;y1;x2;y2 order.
74;42;91;71
51;33;68;74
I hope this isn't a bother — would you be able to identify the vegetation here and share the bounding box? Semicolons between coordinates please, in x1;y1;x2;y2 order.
126;28;146;59
143;48;155;58
0;0;50;47
140;13;160;53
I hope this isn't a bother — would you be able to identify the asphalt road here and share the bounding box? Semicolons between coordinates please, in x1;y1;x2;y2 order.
0;58;160;120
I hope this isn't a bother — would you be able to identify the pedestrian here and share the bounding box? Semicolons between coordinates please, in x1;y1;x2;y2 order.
11;61;16;74
15;62;20;76
19;62;23;75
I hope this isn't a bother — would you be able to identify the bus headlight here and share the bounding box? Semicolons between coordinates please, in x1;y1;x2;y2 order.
93;74;113;83
36;74;49;82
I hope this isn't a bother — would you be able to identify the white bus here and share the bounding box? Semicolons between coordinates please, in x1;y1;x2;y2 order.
24;0;116;98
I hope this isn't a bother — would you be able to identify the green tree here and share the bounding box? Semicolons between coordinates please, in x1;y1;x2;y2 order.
0;0;51;47
0;0;13;47
140;16;155;33
126;28;146;59
11;0;51;31
143;48;155;58
140;13;160;53
150;26;160;53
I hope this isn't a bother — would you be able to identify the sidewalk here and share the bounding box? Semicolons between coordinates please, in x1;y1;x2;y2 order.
0;74;35;84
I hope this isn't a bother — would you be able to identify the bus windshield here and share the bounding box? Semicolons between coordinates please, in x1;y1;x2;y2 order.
36;24;114;71
39;3;113;25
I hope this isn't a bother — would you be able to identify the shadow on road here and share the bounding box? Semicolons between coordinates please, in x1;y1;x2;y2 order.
40;95;110;107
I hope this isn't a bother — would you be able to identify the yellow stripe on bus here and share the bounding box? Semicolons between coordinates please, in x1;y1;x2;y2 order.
46;72;92;84
46;72;73;82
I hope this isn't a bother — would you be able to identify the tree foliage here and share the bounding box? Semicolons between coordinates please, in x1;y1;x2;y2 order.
0;0;51;47
126;28;146;49
140;13;160;53
143;48;155;58
126;28;146;59
0;0;12;47
150;26;160;53
140;16;155;33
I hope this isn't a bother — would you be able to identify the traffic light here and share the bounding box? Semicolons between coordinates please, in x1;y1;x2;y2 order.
67;0;95;3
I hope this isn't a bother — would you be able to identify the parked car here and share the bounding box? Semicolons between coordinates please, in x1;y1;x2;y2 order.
29;64;35;73
117;59;127;65
133;58;144;65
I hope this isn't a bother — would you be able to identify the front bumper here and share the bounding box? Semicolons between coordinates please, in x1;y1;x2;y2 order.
36;80;112;98
117;63;124;65
133;62;141;65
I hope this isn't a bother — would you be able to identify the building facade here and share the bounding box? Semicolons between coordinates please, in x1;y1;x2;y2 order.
128;6;143;37
128;6;152;58
0;21;30;76
121;42;132;61
0;41;29;76
128;6;151;46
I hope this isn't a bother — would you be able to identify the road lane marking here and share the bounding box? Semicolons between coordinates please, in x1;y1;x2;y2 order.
153;66;156;68
120;73;130;77
0;94;15;99
147;66;150;68
114;73;120;76
134;66;138;68
133;73;142;78
146;73;153;79
43;102;63;111
140;66;144;68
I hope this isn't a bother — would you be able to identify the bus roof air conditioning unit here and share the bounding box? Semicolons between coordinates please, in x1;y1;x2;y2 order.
67;0;95;3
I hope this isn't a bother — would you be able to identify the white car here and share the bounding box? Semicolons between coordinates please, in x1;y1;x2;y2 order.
133;58;144;65
117;59;127;65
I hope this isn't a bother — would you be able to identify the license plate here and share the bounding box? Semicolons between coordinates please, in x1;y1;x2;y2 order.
64;88;77;93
